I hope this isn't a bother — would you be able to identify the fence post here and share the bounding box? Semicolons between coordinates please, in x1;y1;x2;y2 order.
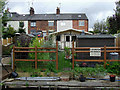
72;41;74;69
104;45;106;68
13;46;15;71
35;46;37;69
56;41;58;70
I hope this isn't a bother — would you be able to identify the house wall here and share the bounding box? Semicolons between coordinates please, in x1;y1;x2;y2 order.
57;20;72;32
72;20;88;32
7;21;28;34
7;21;19;31
28;20;57;34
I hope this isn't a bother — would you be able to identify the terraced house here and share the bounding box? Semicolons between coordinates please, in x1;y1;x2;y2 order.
7;7;88;36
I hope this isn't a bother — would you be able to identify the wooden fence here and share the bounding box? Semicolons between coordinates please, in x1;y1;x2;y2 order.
72;41;120;69
13;40;120;71
13;41;58;71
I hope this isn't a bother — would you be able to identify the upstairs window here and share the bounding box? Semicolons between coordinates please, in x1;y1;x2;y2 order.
31;21;36;27
79;20;84;26
48;21;54;26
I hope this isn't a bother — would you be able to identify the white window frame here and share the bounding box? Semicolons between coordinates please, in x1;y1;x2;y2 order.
48;21;54;26
31;21;36;27
79;20;85;26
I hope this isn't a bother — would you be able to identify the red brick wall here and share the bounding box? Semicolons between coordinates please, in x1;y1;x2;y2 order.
28;20;57;34
72;20;88;32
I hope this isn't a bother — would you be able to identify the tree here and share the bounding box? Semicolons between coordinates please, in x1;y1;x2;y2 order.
18;21;26;33
0;0;7;58
92;20;107;34
107;0;120;34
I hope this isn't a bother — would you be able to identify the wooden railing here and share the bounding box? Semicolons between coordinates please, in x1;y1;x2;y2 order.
72;41;120;69
13;41;58;71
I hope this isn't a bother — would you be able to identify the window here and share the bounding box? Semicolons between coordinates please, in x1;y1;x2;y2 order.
66;36;70;42
72;36;76;41
56;35;61;41
79;21;84;26
31;21;36;27
48;21;54;26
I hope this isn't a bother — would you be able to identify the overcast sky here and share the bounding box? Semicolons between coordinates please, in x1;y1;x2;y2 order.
6;0;118;31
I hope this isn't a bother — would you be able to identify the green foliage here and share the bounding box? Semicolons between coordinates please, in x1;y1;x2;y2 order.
2;9;10;26
106;62;120;75
47;61;56;72
2;45;13;55
107;0;120;34
16;61;35;72
58;51;72;71
2;25;16;38
2;32;8;39
64;47;71;56
31;69;41;77
92;20;107;34
117;30;120;33
29;36;56;72
7;25;16;37
18;21;26;33
74;64;107;78
19;21;24;28
15;33;31;47
18;28;26;33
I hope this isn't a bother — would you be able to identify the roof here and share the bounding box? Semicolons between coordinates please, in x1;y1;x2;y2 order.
9;13;88;21
77;35;115;39
49;28;92;35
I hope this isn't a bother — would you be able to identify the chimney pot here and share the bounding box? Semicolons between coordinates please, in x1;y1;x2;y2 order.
30;7;34;15
56;7;60;14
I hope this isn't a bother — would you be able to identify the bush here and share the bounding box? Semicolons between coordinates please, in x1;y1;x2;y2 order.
106;62;120;75
2;45;13;55
74;64;107;78
15;33;32;47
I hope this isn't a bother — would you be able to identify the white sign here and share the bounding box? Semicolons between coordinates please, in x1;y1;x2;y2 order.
90;48;101;56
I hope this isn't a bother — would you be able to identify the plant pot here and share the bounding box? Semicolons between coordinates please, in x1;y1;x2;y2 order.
110;75;116;82
8;37;11;43
3;39;7;45
79;75;86;82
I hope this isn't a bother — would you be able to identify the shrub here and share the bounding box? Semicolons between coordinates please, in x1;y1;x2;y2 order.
106;62;120;75
15;33;32;47
2;45;13;55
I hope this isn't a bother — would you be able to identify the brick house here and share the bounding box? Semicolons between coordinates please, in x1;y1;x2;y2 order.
7;7;88;36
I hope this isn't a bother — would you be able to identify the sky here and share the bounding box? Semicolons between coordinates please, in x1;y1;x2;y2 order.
6;0;118;31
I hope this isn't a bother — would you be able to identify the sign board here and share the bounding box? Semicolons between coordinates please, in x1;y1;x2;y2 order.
90;48;101;56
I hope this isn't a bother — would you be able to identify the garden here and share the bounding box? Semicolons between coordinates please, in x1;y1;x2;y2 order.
13;35;120;80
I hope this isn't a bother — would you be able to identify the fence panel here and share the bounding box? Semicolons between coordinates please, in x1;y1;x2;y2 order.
72;41;120;69
13;41;58;71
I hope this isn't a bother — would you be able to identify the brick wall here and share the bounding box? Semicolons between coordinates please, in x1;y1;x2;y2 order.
28;20;57;34
72;20;88;32
28;20;88;34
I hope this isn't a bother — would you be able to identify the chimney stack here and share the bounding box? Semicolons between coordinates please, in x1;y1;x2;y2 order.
30;7;34;15
56;7;60;14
